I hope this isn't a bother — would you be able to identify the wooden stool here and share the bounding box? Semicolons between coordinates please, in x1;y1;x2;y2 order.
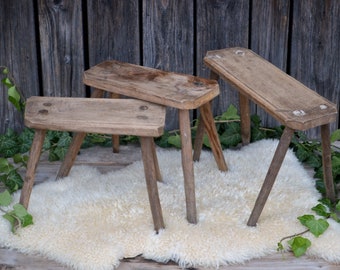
20;96;166;232
57;60;228;225
200;47;337;226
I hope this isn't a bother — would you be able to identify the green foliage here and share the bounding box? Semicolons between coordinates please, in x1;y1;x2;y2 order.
278;199;339;257
0;190;33;233
1;67;25;112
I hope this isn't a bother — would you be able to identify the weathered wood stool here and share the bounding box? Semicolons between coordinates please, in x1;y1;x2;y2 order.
57;61;228;224
200;47;337;226
20;96;166;232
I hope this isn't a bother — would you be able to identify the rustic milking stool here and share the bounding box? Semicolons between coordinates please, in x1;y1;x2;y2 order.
56;61;228;225
199;47;337;226
20;96;166;232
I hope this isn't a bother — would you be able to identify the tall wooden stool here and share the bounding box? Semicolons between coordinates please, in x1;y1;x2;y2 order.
200;47;337;226
57;61;228;225
20;96;166;232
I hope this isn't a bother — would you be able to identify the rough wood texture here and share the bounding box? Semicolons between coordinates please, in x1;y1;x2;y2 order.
204;47;337;225
24;97;166;137
250;0;291;128
83;60;220;110
143;0;194;130
1;146;339;269
0;0;39;133
37;0;85;97
87;0;140;66
140;136;165;232
290;0;340;138
204;48;337;130
196;0;250;116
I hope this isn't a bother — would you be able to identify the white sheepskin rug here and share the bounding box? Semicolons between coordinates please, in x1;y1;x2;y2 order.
0;139;339;269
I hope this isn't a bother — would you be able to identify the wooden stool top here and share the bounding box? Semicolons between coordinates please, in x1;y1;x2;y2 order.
83;60;220;110
204;47;337;130
25;96;165;137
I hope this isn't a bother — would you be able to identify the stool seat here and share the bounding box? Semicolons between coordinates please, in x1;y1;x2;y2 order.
83;60;220;110
21;96;166;232
25;96;165;137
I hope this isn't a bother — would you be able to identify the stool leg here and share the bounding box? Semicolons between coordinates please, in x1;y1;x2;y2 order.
179;109;197;224
56;132;87;179
321;124;336;202
151;140;162;181
239;93;251;145
140;137;165;232
247;127;294;226
193;113;206;162
57;88;105;179
193;71;220;161
20;129;46;209
110;92;120;153
199;102;228;171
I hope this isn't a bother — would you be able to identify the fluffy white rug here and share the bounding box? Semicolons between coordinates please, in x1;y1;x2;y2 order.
1;139;339;269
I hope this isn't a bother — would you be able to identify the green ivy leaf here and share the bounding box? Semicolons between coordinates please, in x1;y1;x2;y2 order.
0;190;12;207
330;129;340;143
217;104;240;120
298;214;329;237
336;201;340;211
167;134;181;148
3;170;23;193
3;204;33;233
298;214;315;227
1;77;13;87
8;86;22;111
312;204;330;218
288;236;311;257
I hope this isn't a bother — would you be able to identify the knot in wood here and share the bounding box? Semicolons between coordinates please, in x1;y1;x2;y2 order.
193;81;204;87
43;102;52;107
38;109;49;115
139;105;148;111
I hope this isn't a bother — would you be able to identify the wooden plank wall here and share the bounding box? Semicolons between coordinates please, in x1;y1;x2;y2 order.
0;0;339;138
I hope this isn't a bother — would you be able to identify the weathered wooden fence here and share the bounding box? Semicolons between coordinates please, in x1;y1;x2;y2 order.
1;0;339;138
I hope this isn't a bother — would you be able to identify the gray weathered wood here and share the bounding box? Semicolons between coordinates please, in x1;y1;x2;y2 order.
250;0;291;128
290;0;340;138
196;0;250;116
37;0;85;97
0;0;39;133
142;0;194;130
86;0;140;66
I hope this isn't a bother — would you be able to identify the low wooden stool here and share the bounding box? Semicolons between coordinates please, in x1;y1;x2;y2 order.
57;60;228;225
200;47;337;226
20;96;166;232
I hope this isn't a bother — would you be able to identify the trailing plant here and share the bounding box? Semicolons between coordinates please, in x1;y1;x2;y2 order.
277;199;340;257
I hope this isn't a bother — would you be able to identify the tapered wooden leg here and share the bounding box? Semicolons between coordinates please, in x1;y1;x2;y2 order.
20;129;46;209
110;92;120;153
56;132;87;179
193;114;205;162
321;124;336;202
193;71;220;161
239;93;251;145
140;137;165;232
200;102;228;171
151;140;162;181
57;89;105;179
112;135;120;153
247;127;295;226
179;109;197;224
